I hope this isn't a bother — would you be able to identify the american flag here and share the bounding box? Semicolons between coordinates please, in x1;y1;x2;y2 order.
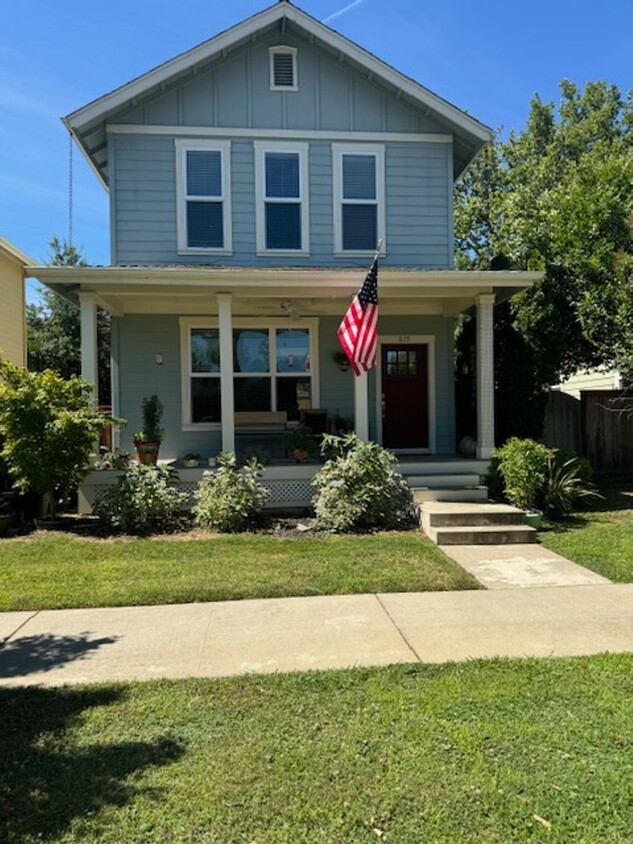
337;257;379;376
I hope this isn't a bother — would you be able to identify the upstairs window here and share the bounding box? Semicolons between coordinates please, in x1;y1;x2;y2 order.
255;142;310;254
176;139;232;253
269;46;298;91
332;144;386;255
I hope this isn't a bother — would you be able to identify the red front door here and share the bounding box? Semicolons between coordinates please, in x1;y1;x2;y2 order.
381;344;429;449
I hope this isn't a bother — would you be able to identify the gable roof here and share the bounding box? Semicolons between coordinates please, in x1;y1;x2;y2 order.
65;0;493;189
0;236;37;268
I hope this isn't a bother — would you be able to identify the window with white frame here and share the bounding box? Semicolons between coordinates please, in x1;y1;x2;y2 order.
176;139;232;253
269;46;298;91
182;320;317;427
255;142;309;254
332;144;385;254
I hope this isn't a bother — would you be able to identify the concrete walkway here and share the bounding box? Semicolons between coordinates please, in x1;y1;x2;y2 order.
2;584;632;687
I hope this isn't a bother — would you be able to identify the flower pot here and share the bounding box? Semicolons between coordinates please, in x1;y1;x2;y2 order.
182;458;199;468
134;441;161;465
293;448;308;463
525;510;543;529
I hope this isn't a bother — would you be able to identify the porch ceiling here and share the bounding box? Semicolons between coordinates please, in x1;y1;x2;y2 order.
26;266;542;318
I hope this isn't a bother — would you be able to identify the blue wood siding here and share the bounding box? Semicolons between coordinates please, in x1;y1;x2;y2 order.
108;26;454;269
112;133;451;267
117;314;455;461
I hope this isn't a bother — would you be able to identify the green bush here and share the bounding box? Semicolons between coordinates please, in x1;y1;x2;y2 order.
494;438;553;510
544;454;600;517
313;434;413;532
0;360;117;518
193;452;268;532
95;464;187;535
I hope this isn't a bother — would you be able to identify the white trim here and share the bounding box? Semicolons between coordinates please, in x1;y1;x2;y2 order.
332;143;386;256
179;316;320;431
108;124;453;144
354;371;369;441
217;293;235;452
175;138;232;254
269;46;298;92
254;140;310;255
79;292;99;403
65;4;491;142
375;334;436;454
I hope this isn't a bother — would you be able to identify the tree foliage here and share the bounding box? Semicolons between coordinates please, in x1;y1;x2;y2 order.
0;360;112;518
455;80;633;441
27;237;111;403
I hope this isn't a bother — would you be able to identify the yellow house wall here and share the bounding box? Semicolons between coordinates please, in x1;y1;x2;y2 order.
0;251;26;367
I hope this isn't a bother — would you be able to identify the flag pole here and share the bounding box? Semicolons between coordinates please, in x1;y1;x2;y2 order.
374;238;383;262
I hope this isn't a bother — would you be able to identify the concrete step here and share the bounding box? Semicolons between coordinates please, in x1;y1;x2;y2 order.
427;524;538;546
422;502;527;528
397;459;489;475
413;486;490;503
406;473;481;487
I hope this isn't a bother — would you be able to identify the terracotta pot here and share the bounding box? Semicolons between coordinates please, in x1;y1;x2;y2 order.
134;441;161;465
293;448;308;463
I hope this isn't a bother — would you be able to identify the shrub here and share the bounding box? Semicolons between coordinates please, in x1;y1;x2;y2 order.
95;464;187;535
0;360;117;518
494;438;553;511
313;433;413;532
544;454;601;517
193;452;268;532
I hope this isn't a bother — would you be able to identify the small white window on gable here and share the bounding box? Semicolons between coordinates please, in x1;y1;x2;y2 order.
176;139;232;254
269;46;298;91
332;144;386;256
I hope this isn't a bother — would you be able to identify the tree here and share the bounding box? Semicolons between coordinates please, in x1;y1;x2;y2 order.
454;80;633;441
0;361;113;519
27;237;111;403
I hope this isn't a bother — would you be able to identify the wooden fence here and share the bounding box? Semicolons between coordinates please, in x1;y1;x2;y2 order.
581;391;633;471
543;390;582;453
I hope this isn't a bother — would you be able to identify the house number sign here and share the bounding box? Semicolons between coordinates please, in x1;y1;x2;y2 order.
398;335;410;343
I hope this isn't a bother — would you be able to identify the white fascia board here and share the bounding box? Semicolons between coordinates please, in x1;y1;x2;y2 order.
64;2;491;146
0;237;38;268
27;265;542;290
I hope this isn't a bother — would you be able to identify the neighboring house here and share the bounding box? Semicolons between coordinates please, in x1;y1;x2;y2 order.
0;237;35;368
28;0;539;508
554;368;622;400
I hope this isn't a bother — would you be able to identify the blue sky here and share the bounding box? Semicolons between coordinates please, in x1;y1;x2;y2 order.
1;0;631;302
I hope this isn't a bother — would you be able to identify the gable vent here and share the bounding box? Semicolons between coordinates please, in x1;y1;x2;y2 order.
270;47;298;90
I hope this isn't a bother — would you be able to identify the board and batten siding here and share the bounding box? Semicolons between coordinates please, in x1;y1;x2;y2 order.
111;132;452;268
115;313;455;461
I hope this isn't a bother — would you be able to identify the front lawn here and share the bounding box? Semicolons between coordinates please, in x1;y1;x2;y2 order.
539;484;633;582
0;531;478;612
1;654;631;842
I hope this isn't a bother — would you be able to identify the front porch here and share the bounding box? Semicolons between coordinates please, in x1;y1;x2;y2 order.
78;455;490;514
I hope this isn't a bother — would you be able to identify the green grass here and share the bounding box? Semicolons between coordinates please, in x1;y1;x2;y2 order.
539;485;633;582
0;531;478;611
1;655;631;842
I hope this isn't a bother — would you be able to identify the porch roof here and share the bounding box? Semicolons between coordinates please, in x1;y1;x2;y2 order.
26;265;541;318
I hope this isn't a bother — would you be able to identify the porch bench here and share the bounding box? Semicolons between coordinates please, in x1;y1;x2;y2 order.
234;411;288;459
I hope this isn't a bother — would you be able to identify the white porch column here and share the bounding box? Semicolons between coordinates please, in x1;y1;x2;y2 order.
354;371;369;441
79;292;99;404
476;293;496;459
217;293;235;453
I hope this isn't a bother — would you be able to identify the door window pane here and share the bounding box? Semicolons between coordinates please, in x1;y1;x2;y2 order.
234;330;269;373
191;329;220;372
276;329;310;373
192;378;221;423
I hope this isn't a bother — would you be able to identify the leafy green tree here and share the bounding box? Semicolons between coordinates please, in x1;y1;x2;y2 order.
0;360;113;519
455;81;633;441
27;237;111;403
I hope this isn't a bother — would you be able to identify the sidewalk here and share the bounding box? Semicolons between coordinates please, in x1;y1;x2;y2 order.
2;584;632;687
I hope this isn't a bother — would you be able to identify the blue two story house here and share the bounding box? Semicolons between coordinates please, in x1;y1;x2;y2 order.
31;0;539;509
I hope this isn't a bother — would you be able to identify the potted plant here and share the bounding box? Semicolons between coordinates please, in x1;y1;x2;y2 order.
284;425;316;463
182;452;200;468
133;395;164;465
333;350;351;373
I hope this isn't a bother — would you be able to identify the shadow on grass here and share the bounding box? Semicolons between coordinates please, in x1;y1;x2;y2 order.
0;632;120;679
0;686;184;841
